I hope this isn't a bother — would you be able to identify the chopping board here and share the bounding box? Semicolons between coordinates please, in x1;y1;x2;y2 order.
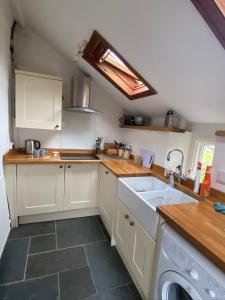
140;148;155;169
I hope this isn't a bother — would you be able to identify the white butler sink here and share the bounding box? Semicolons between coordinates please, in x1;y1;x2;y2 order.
117;176;196;240
119;176;168;192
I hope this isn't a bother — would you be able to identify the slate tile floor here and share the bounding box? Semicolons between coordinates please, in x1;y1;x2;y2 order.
0;216;142;300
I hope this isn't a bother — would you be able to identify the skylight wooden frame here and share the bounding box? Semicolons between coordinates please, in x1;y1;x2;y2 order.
82;31;157;100
191;0;225;50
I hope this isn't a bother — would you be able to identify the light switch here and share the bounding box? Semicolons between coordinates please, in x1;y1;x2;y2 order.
216;170;225;185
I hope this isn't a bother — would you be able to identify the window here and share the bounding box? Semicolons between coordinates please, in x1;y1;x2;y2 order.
82;31;157;100
191;0;225;50
192;141;215;182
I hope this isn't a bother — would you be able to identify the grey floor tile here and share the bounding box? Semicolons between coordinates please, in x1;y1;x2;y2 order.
84;285;142;300
29;233;56;254
0;274;58;300
26;246;87;279
85;241;131;292
0;238;29;285
9;221;55;239
59;267;96;300
96;215;110;240
128;283;143;300
56;216;106;249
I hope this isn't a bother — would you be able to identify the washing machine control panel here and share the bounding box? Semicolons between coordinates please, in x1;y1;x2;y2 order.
161;226;225;300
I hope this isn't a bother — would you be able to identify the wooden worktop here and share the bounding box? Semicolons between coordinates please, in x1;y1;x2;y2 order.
3;149;102;164
157;201;225;273
4;149;151;176
101;159;151;177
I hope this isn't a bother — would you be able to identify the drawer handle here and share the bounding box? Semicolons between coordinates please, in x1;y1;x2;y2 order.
105;171;109;174
130;221;135;226
125;214;129;219
59;165;63;168
68;165;71;168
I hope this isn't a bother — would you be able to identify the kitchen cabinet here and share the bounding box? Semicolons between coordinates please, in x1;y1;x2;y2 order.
115;198;156;300
98;165;117;235
64;164;99;210
17;164;64;216
15;70;62;130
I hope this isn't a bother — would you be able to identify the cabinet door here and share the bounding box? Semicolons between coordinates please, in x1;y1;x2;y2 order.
114;198;130;256
15;72;62;130
64;164;98;210
17;164;64;216
129;217;156;299
98;165;116;234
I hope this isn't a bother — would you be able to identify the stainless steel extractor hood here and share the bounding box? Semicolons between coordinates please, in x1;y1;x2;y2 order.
65;74;99;113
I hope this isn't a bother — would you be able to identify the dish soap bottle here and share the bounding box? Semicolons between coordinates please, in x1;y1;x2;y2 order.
193;162;202;194
200;166;212;198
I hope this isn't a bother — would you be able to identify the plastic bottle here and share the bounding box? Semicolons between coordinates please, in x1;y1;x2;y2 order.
193;162;202;194
200;166;212;198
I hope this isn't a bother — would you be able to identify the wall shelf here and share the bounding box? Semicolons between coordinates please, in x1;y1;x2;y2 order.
120;125;186;133
215;131;225;137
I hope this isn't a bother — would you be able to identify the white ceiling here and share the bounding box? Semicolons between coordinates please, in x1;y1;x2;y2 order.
10;0;225;123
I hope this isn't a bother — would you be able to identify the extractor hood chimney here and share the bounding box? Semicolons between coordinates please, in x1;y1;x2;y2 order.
65;73;99;113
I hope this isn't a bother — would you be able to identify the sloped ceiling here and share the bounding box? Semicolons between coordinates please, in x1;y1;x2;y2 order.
10;0;225;123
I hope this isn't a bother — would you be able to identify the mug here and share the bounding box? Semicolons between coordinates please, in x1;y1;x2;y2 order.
39;149;46;157
33;149;40;157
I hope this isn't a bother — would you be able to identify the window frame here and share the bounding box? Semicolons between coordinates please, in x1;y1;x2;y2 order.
191;0;225;50
82;31;157;100
191;139;215;180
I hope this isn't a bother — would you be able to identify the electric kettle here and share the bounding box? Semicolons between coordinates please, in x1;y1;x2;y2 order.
25;139;41;155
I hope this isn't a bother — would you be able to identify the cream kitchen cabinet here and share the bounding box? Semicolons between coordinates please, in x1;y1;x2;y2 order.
115;198;156;300
15;70;62;130
17;164;64;216
98;165;117;235
64;164;99;210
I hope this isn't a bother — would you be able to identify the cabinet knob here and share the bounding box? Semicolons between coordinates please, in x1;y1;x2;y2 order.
105;171;109;174
125;214;129;219
68;165;71;168
59;165;63;168
130;221;135;226
55;124;60;128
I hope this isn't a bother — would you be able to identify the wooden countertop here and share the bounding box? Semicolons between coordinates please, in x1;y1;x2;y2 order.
3;149;102;164
101;159;151;177
4;150;151;176
157;202;225;273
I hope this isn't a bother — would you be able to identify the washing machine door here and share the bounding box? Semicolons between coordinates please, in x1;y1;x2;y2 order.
159;271;202;300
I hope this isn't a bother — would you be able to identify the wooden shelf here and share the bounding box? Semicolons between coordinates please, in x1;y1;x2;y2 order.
215;130;225;137
120;125;186;133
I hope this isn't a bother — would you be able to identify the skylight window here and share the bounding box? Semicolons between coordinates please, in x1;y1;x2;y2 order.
191;0;225;50
82;31;157;100
214;0;225;17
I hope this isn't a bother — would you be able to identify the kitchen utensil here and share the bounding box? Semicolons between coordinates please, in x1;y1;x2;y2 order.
140;148;155;168
25;139;41;155
96;137;103;154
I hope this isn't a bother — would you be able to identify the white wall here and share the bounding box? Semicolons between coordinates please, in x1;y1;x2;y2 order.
14;28;123;149
0;0;13;256
122;129;191;171
212;137;225;193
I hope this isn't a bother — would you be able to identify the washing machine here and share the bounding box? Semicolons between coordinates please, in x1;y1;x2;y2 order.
152;224;225;300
